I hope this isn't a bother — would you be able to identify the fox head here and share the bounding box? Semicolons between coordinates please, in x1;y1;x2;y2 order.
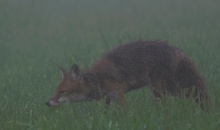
46;64;90;107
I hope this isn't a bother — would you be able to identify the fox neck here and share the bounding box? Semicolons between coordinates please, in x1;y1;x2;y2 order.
82;72;106;100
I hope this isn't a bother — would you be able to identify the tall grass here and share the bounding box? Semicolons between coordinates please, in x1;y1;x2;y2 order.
0;0;220;129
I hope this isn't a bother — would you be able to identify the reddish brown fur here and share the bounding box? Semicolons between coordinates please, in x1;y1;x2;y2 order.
46;40;209;109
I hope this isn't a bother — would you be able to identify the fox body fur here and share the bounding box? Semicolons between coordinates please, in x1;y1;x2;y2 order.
46;40;208;109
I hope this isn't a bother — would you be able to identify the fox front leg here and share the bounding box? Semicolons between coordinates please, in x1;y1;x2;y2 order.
105;91;117;108
106;91;127;108
105;96;111;108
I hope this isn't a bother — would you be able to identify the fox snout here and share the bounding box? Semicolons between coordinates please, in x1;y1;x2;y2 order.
46;96;68;107
46;100;60;107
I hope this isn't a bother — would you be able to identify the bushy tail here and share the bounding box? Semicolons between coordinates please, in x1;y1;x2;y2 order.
174;57;209;109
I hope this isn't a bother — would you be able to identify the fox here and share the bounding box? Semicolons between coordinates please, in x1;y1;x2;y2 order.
46;40;209;109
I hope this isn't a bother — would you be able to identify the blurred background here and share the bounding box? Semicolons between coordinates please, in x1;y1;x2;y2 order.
0;0;220;129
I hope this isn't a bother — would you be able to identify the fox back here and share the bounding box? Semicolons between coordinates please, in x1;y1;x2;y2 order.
46;40;208;109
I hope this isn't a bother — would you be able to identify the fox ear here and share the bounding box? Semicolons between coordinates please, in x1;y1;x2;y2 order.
58;66;67;79
70;64;80;80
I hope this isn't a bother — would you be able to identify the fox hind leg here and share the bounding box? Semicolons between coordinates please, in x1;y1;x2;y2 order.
151;81;167;100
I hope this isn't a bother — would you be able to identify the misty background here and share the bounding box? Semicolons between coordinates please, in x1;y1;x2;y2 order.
1;0;219;45
1;0;220;129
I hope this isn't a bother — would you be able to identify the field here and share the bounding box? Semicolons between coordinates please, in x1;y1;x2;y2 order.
0;0;220;129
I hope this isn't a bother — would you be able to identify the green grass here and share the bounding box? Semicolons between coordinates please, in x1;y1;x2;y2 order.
1;0;220;129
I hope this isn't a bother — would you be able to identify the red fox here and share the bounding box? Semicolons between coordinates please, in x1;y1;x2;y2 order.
46;40;209;109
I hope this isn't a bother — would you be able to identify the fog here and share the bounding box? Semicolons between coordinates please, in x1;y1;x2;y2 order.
1;0;148;43
1;0;219;45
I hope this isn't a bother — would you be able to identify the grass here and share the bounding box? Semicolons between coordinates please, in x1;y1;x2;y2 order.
0;0;220;129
